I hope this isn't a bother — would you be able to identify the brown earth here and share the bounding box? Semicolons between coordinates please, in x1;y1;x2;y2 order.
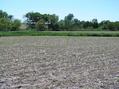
0;36;119;89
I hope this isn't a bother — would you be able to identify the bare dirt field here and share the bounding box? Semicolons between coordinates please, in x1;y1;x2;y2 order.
0;36;119;89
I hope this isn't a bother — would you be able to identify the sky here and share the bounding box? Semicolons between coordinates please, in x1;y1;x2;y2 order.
0;0;119;22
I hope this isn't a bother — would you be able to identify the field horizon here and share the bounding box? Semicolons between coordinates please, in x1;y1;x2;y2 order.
0;31;119;37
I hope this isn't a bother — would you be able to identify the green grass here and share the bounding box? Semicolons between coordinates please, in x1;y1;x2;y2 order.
0;31;119;37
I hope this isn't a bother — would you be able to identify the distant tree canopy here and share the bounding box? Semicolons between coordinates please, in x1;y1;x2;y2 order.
0;10;21;31
0;10;119;31
25;12;59;31
25;12;119;31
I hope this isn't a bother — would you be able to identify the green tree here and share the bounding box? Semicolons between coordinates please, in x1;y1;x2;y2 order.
11;19;21;31
0;10;21;31
92;19;98;28
25;12;59;30
0;18;11;31
58;20;65;30
25;12;42;28
0;10;8;18
35;19;45;31
48;14;59;30
64;13;74;30
107;22;119;31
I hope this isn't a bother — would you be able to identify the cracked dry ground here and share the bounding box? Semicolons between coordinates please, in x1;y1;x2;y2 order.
0;36;119;89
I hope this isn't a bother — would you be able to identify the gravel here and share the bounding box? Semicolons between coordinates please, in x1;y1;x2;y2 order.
0;36;119;89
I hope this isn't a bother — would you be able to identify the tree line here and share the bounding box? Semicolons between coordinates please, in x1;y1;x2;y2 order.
0;10;21;31
0;10;119;31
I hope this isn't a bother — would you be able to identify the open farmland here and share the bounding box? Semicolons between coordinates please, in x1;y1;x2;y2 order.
0;36;119;89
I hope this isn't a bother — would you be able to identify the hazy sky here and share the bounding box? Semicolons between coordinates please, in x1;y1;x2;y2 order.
0;0;119;21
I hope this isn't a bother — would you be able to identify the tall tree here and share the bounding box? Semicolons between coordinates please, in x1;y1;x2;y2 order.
0;10;8;18
0;10;21;31
25;12;42;28
92;19;98;28
11;19;21;31
64;13;74;30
